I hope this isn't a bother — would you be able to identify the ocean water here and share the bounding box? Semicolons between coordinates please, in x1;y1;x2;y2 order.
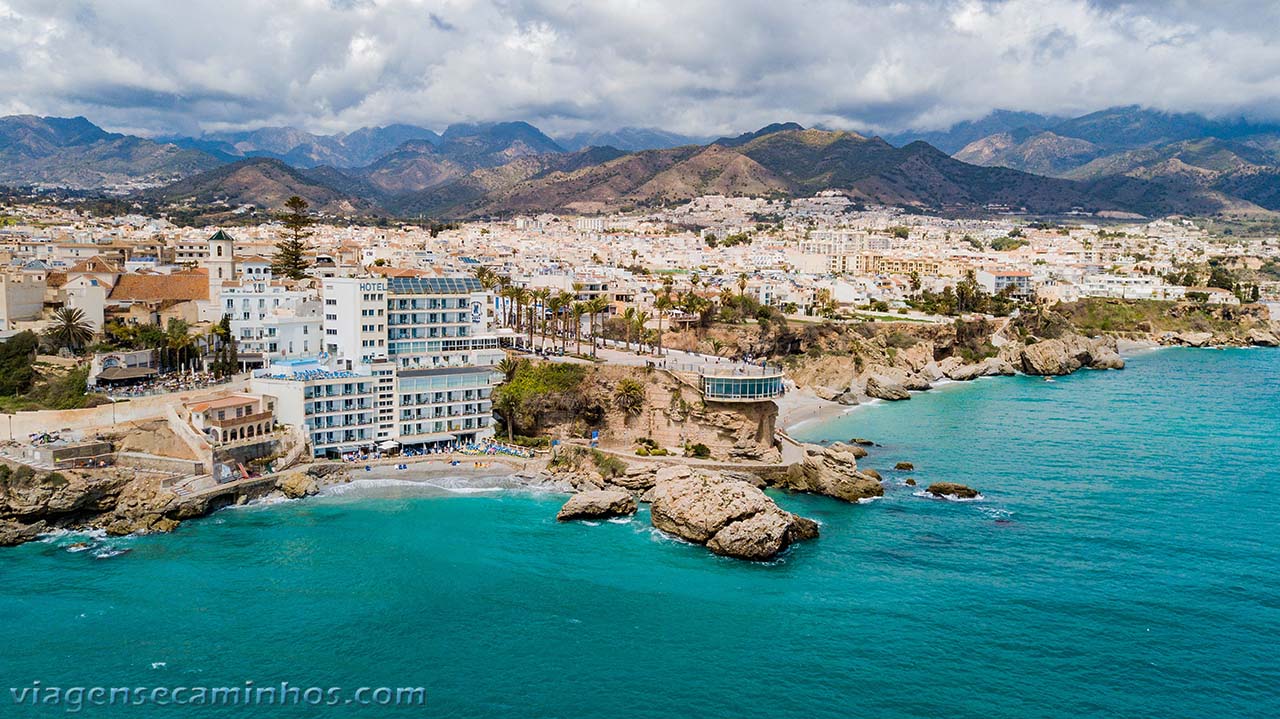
3;348;1278;718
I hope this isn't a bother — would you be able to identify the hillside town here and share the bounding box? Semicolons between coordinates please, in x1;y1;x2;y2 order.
0;193;1276;496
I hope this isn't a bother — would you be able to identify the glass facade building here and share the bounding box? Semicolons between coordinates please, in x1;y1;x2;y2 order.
699;372;785;402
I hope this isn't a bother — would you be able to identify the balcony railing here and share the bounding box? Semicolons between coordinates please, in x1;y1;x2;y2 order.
207;410;274;428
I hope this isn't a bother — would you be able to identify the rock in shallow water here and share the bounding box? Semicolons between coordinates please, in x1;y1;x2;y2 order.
649;473;818;561
925;482;981;499
865;375;911;401
277;473;319;499
557;489;637;522
780;444;883;502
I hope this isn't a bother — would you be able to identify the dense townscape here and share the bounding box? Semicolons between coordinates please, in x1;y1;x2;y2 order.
1;185;1279;552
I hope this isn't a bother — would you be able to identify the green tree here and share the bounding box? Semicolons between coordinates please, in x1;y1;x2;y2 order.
272;195;313;280
613;378;646;416
0;331;38;395
492;391;520;442
496;357;520;382
46;307;95;353
586;297;610;357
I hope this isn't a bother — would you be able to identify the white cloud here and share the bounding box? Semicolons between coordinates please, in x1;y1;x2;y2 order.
0;0;1278;136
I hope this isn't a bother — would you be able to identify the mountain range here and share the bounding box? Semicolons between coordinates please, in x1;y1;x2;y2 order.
947;107;1280;213
5;107;1280;218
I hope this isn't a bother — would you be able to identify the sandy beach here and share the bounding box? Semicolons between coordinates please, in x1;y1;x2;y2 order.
775;388;852;433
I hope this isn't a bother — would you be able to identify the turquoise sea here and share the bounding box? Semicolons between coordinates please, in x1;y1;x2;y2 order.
3;348;1278;718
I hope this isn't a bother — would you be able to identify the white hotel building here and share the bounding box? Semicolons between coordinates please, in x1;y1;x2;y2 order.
252;275;502;457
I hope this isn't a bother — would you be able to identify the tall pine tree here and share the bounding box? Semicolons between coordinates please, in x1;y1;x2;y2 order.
272;195;313;280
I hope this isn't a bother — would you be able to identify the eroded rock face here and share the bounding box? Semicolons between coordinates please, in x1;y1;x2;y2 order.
610;465;658;491
942;356;1018;381
1;469;185;545
1248;328;1280;347
649;472;818;560
1172;331;1215;348
0;518;46;546
828;441;869;459
867;365;932;392
775;444;883;502
705;510;817;561
865;375;911;401
557;489;637;522
1010;335;1125;375
277;473;319;499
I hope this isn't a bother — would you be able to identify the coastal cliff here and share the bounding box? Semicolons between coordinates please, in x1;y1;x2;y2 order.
0;464;344;547
783;299;1278;403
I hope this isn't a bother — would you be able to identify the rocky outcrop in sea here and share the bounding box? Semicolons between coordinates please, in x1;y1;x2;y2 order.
557;489;637;521
648;471;818;561
774;444;884;502
1003;334;1125;375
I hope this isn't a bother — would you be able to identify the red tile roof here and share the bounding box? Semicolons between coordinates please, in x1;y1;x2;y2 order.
109;269;209;302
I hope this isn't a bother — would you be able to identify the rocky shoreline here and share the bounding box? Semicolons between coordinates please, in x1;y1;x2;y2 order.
540;443;894;560
5;307;1278;558
0;463;356;548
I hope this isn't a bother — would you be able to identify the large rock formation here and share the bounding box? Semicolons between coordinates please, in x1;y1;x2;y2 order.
557;489;637;521
1248;328;1280;347
1171;331;1215;348
277;473;320;499
1006;334;1125;375
774;444;884;502
0;468;187;544
828;441;868;459
939;356;1017;381
865;375;911;401
649;472;818;560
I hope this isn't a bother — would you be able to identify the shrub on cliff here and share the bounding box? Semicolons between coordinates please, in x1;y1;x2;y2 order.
0;331;38;396
492;362;598;436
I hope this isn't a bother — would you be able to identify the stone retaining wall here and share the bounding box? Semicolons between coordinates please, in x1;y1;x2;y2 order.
114;451;204;476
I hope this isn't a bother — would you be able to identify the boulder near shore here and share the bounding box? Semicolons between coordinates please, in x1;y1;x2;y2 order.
775;444;884;502
649;472;818;561
1005;334;1125;376
925;482;982;500
557;489;637;522
864;375;911;401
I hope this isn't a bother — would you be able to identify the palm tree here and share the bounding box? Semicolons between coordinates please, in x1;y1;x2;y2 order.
165;319;195;372
570;302;587;356
555;291;575;352
531;288;551;351
473;266;498;291
654;294;672;356
495;357;520;382
737;273;749;298
492;391;519;442
613;378;646;416
631;310;651;354
547;293;566;353
47;307;95;353
498;287;515;328
708;338;724;358
512;287;531;345
586;297;609;357
621;306;638;352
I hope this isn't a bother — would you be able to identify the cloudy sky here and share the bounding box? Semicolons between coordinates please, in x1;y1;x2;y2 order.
2;0;1279;137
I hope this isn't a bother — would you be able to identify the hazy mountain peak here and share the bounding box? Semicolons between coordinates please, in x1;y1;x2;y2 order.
714;122;806;147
